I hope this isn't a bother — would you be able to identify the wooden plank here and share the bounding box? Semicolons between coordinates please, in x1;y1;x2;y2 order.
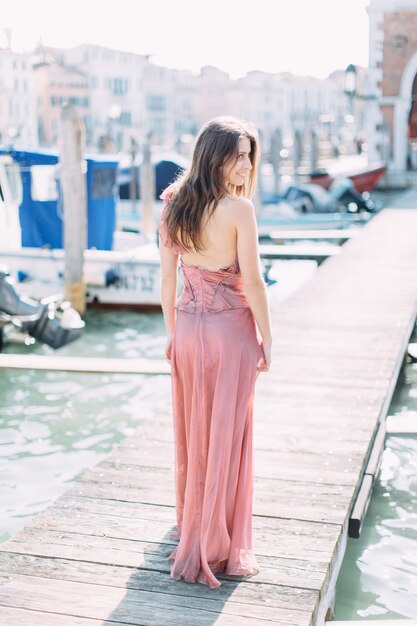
348;474;373;538
79;451;364;488
0;573;312;625
0;606;138;626
329;622;417;626
53;480;353;526
259;243;339;262
4;505;340;563
264;228;360;242
60;475;353;524
0;552;326;598
0;558;318;614
0;353;170;374
363;422;386;478
0;541;326;591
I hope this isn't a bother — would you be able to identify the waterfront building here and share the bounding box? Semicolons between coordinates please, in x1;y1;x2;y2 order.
367;0;417;179
197;65;239;123
0;45;37;147
141;62;176;146
62;44;150;150
2;39;361;160
33;61;89;147
239;71;338;138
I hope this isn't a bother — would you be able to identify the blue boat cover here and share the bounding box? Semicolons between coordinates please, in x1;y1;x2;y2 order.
0;147;118;250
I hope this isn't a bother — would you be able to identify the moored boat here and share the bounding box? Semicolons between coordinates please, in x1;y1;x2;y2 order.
0;147;161;309
308;160;387;193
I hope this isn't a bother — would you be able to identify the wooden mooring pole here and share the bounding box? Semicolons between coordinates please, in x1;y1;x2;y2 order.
60;104;87;315
140;132;155;241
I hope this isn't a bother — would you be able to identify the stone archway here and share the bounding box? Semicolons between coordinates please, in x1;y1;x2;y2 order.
394;50;417;171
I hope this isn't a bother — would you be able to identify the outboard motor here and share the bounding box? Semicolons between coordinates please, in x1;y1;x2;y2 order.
329;177;378;213
0;270;84;351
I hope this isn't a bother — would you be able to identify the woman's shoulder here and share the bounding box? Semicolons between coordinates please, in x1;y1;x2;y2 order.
221;196;255;221
160;181;181;206
220;195;254;208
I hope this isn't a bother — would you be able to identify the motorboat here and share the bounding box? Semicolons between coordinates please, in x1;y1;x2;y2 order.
0;269;84;351
308;159;387;193
0;148;161;309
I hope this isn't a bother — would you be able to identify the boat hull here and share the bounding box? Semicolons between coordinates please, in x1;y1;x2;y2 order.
309;162;387;193
0;246;162;309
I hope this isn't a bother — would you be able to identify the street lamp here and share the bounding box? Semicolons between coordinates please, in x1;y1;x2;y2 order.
344;64;357;115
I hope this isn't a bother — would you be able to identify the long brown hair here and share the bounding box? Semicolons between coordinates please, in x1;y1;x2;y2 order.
165;116;260;252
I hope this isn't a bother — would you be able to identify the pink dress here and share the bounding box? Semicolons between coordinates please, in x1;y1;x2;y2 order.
159;186;263;588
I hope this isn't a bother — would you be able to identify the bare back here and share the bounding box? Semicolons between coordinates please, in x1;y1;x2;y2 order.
179;196;239;271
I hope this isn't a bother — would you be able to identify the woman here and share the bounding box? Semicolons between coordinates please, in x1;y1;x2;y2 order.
158;116;272;589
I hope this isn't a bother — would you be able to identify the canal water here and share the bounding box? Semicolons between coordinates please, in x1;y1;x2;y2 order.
334;327;417;620
0;309;171;545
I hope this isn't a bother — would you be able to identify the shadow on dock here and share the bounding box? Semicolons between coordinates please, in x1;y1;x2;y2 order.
102;526;241;626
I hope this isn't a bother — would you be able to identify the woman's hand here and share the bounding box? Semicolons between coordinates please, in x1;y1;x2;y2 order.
165;333;173;362
257;338;271;375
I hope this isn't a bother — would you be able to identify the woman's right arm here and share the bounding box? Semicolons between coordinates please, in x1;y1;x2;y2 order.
235;198;272;370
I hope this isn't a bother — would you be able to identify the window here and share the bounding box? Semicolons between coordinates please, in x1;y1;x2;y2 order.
110;77;128;95
30;165;59;201
91;167;116;199
146;95;166;111
120;111;131;126
5;162;22;203
151;117;165;133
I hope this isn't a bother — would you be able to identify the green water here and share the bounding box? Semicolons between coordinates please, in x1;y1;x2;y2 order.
0;310;171;544
334;333;417;619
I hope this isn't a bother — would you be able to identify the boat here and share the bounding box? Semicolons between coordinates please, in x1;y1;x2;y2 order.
117;150;188;202
0;244;161;309
308;159;387;193
0;270;84;351
0;147;162;309
261;154;386;206
257;175;378;235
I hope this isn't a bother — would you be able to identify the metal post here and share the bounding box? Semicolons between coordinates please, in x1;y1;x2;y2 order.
60;104;87;315
293;129;303;180
140;132;155;240
310;128;319;173
270;128;282;196
129;136;138;215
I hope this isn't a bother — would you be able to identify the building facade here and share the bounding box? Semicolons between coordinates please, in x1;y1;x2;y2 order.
0;46;37;146
62;44;150;150
7;40;362;161
367;0;417;176
34;62;89;146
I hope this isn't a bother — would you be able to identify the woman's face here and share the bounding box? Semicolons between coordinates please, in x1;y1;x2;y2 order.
223;136;253;187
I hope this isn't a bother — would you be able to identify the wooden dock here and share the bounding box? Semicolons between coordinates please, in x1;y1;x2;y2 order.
259;242;340;264
1;209;417;625
261;228;360;243
0;354;170;375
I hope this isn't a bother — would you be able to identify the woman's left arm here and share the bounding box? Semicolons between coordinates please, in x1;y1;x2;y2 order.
159;237;179;363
